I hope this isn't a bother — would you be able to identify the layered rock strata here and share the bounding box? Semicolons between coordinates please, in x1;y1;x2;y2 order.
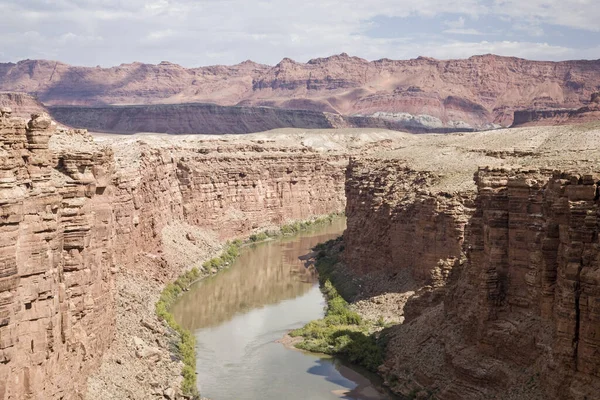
47;103;476;135
47;103;338;135
3;54;600;130
344;158;473;284
0;94;47;119
0;113;114;399
343;151;600;398
512;93;600;127
0;116;350;400
108;136;347;280
438;168;600;400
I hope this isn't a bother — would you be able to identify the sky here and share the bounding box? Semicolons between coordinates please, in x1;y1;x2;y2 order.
0;0;598;67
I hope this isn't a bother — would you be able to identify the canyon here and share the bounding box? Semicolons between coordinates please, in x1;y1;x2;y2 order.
512;93;600;128
1;104;599;400
343;126;600;399
2;54;600;133
1;109;404;399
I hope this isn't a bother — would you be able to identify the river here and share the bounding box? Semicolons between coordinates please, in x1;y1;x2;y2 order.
171;218;397;400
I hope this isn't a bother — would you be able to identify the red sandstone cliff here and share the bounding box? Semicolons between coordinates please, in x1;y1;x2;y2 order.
0;114;349;399
343;154;600;399
2;54;600;130
0;113;115;399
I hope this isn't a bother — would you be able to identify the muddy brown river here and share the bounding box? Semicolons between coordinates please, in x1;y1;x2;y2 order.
172;218;397;400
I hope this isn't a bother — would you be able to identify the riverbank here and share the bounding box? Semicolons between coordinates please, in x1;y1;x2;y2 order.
86;213;343;400
288;236;421;395
86;223;223;400
288;237;394;371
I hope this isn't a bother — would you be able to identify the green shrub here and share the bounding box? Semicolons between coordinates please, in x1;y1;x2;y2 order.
277;212;343;236
291;279;382;371
291;238;386;372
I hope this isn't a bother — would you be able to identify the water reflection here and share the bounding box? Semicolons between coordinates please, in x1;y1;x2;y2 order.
172;219;346;330
171;218;398;400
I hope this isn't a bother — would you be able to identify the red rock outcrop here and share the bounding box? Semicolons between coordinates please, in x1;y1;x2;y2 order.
2;54;600;130
344;158;473;284
0;113;115;399
343;159;600;399
0;113;349;399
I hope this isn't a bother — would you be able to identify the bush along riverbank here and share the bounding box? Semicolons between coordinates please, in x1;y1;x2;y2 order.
155;212;344;397
289;237;389;372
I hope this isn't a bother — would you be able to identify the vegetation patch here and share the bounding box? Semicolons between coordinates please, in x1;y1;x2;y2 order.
248;212;343;241
155;268;202;397
289;242;386;372
155;240;243;397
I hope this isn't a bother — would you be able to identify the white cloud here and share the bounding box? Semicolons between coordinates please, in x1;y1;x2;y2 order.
443;28;486;35
0;0;598;66
492;0;600;32
58;32;103;45
445;17;466;29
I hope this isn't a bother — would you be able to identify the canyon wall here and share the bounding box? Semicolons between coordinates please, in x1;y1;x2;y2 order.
512;92;600;127
0;94;47;119
344;158;473;284
47;103;338;134
512;107;600;128
343;158;600;399
3;54;600;130
0;114;347;399
440;168;600;399
47;103;474;135
109;136;347;280
0;113;115;399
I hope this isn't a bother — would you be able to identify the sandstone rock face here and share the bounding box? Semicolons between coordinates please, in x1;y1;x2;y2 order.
109;138;347;280
344;160;600;399
0;115;348;399
2;54;600;130
344;158;473;284
0;93;48;119
444;168;600;399
0;114;115;399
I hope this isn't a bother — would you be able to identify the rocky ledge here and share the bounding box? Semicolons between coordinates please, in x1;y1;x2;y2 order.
340;123;600;399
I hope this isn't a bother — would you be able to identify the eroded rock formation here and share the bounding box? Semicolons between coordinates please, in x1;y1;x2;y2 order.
0;114;349;399
2;54;600;131
0;113;114;399
342;135;600;399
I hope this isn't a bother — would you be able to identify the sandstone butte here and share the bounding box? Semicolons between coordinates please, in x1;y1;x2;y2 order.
2;54;600;134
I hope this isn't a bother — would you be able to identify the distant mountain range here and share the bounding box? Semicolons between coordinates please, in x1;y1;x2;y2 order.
1;54;599;133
